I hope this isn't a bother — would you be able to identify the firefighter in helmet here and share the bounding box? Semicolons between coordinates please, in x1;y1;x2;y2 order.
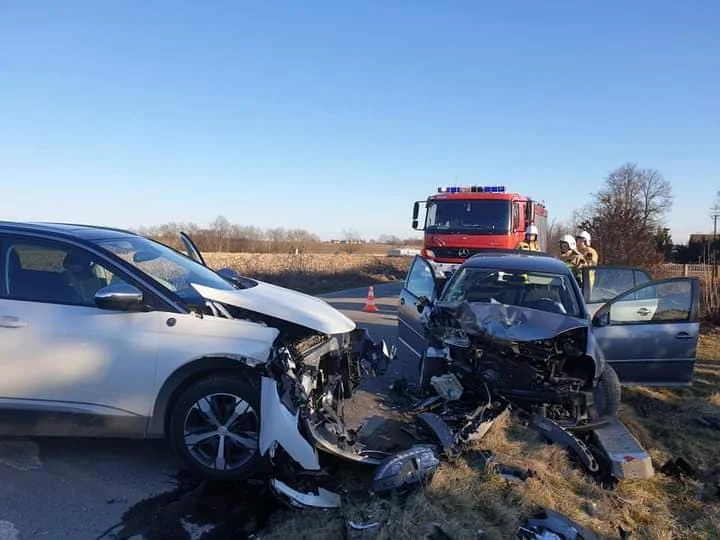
575;230;598;288
515;224;541;251
558;234;587;284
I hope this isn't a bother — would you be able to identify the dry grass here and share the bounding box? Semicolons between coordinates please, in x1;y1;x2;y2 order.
255;332;720;540
204;252;412;294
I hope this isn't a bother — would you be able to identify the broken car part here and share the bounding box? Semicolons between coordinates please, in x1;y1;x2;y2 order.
530;415;599;474
416;412;461;458
430;373;464;401
419;299;619;429
659;457;696;479
517;507;599;540
371;445;440;496
348;520;380;530
270;478;341;509
259;376;320;471
590;417;654;480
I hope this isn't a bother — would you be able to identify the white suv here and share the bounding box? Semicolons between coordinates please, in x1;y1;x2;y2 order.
0;221;377;486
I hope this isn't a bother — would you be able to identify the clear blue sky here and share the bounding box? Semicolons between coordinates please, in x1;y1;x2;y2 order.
1;1;718;242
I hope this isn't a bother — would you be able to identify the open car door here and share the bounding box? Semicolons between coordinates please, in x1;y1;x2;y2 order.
397;256;444;369
180;231;206;266
582;266;652;318
591;277;700;386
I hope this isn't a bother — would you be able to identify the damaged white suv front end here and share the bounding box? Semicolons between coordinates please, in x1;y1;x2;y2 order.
181;271;395;507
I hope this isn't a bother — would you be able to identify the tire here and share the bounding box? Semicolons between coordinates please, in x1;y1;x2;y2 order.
592;365;621;419
169;373;261;482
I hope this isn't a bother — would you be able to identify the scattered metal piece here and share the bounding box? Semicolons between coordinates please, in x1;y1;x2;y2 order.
349;520;380;530
270;478;341;509
591;417;654;479
417;412;461;458
580;501;598;517
517;507;599;540
430;373;464;401
371;445;440;496
659;457;696;479
465;449;496;471
530;415;599;474
493;463;537;483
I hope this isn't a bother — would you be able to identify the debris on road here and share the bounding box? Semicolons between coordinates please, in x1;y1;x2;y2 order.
659;457;697;479
517;507;600;540
371;445;440;496
348;520;380;530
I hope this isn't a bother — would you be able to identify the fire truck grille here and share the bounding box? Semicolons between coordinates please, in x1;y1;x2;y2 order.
432;247;487;259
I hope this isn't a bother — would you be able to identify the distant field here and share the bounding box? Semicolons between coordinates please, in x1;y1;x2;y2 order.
203;252;412;294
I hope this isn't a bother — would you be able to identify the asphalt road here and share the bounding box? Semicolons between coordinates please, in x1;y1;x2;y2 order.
0;282;404;540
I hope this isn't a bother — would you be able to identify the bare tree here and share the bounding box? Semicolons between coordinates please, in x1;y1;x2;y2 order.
341;228;363;254
210;215;233;252
577;164;673;266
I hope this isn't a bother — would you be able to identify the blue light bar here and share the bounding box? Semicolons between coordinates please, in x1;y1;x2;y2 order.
437;185;506;193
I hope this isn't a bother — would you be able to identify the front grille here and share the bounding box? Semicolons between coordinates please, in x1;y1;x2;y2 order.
432;247;485;259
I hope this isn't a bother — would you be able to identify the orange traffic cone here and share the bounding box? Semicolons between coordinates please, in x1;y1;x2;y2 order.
363;286;379;313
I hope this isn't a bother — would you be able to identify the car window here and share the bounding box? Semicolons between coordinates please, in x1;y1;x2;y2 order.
405;258;436;299
441;267;582;318
609;280;693;324
4;240;127;306
95;236;236;299
587;268;636;302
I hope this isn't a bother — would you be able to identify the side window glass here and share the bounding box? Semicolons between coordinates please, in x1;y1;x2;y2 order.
513;203;520;231
609;280;693;324
587;268;635;303
405;258;436;299
5;241;126;306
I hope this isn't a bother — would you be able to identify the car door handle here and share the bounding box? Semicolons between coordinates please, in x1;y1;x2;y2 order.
636;308;650;316
0;316;27;329
676;332;693;340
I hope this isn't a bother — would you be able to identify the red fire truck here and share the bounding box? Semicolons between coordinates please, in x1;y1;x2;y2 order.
412;185;548;274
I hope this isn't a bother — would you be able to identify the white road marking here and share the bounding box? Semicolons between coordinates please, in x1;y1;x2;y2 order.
0;521;20;540
0;439;42;471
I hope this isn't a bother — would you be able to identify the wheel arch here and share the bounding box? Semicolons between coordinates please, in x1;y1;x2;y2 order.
147;355;264;438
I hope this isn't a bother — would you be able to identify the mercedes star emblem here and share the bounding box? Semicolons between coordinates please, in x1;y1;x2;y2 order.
458;248;470;258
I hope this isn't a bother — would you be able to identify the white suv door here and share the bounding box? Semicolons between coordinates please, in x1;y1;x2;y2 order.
0;235;166;437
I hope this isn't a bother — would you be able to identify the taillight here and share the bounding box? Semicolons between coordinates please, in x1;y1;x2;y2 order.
422;249;436;259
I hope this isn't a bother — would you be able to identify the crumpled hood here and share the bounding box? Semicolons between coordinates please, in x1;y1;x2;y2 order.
448;301;589;342
191;282;356;335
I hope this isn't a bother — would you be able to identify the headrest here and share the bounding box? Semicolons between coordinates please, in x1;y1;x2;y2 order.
63;253;93;276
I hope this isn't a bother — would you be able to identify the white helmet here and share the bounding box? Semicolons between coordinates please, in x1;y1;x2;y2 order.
525;224;539;237
559;234;576;251
576;230;591;245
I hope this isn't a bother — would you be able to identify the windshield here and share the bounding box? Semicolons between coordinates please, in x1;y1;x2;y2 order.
94;236;236;299
425;199;511;233
440;267;582;318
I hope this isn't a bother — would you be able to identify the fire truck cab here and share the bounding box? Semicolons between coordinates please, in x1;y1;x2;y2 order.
412;185;548;275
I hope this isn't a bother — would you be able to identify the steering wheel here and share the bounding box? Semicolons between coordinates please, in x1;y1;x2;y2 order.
526;298;567;314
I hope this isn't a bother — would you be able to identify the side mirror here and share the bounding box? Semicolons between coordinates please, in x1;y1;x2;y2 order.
592;307;610;327
415;295;433;313
94;284;145;311
412;202;420;230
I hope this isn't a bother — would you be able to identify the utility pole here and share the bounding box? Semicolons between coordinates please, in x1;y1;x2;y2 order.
712;195;720;278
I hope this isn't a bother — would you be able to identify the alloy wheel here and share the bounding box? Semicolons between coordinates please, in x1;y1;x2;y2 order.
183;393;259;471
